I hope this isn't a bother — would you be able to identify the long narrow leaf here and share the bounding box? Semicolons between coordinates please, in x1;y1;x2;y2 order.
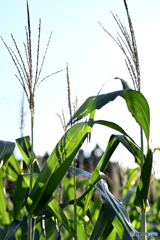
90;204;114;240
3;219;22;240
134;149;153;210
0;180;11;225
0;140;15;167
13;173;38;219
27;122;90;216
16;136;40;173
67;89;150;143
46;198;75;236
68;166;140;240
9;154;23;175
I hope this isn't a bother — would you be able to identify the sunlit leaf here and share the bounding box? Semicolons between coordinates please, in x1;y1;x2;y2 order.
4;166;17;182
0;180;11;225
9;154;23;175
46;198;75;236
27;122;91;216
67;89;150;143
70;220;85;240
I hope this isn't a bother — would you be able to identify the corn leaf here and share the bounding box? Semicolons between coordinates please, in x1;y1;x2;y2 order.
46;198;75;236
4;166;17;182
69;166;141;240
0;180;11;225
67;89;150;143
0;140;15;167
134;149;153;210
3;219;22;240
70;220;85;240
90;204;114;240
16;136;40;173
27;122;91;216
9;154;23;175
13;173;38;219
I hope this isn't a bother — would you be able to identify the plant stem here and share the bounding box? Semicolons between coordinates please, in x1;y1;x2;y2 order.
140;127;147;240
73;158;78;240
28;110;34;240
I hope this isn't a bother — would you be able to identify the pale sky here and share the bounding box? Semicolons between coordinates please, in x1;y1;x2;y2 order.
0;0;160;178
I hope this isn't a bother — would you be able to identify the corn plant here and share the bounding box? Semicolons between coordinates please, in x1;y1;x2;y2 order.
0;0;159;240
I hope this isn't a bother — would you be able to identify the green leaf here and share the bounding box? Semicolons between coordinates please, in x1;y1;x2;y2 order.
67;90;126;126
68;167;104;208
70;220;85;240
68;89;150;143
4;166;17;182
3;219;22;240
120;90;150;142
95;134;141;174
9;154;23;175
113;134;142;164
134;149;153;210
27;122;90;216
96;135;119;172
115;77;131;90
0;226;5;240
0;140;15;167
123;168;140;195
78;169;104;213
0;180;11;225
69;167;141;240
13;173;38;219
153;147;160;154
90;204;114;240
16;136;40;173
94;120;135;144
46;198;75;236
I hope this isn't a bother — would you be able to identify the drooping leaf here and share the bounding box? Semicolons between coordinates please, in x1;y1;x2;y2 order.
3;219;22;240
94;120;135;144
0;140;15;167
115;77;131;90
67;90;126;126
113;134;142;164
134;149;153;210
153;147;160;154
120;90;150;142
27;122;91;216
95;134;141;174
67;89;150;143
16;136;40;173
68;166;141;240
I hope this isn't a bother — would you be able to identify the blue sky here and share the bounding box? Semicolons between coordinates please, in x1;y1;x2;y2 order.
0;0;160;178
